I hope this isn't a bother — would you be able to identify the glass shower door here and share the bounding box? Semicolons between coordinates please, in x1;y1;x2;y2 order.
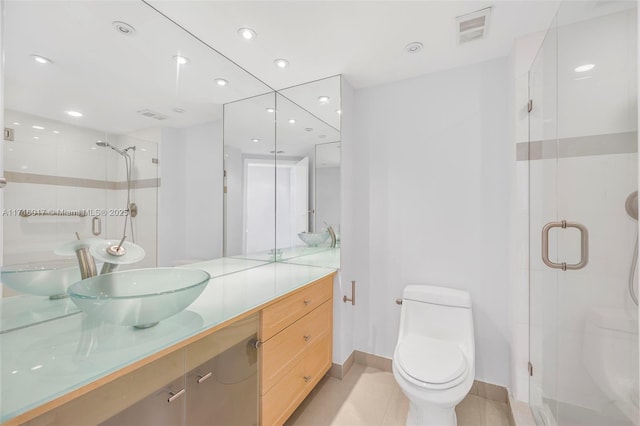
529;2;638;426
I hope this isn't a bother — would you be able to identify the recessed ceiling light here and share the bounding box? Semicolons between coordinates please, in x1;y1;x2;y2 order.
318;96;330;104
288;118;296;124
173;55;190;65
33;136;40;140
336;109;342;115
574;64;594;73
305;128;313;132
65;110;83;118
405;42;423;53
274;59;289;69
91;147;97;150
12;122;20;126
215;78;228;86
112;21;136;36
251;138;260;143
32;125;45;130
52;130;60;134
30;55;52;64
266;108;275;113
173;107;185;113
238;28;257;40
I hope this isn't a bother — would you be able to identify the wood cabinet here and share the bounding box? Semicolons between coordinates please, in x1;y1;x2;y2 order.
259;275;333;426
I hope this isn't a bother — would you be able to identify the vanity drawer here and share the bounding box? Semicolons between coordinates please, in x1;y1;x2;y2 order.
260;275;332;341
261;300;331;394
260;333;332;426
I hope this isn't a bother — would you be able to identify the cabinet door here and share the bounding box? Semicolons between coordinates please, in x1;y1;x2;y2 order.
185;315;259;426
99;375;186;426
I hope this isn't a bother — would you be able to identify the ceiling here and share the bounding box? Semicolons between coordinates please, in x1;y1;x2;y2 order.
147;0;561;90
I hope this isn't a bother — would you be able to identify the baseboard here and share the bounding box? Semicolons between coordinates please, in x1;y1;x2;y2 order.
329;351;355;379
508;394;536;426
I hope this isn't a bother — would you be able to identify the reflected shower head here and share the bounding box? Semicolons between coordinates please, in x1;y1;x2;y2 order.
95;140;126;156
625;190;638;220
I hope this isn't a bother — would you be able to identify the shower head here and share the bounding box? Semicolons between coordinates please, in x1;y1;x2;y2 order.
95;141;126;156
625;190;638;220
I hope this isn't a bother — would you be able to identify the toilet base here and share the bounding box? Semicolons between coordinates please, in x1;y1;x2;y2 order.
406;400;457;426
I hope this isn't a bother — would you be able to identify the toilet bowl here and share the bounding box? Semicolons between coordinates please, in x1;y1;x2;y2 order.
392;285;475;426
583;307;639;423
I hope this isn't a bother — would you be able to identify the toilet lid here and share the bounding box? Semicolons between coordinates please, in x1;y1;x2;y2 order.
396;335;466;384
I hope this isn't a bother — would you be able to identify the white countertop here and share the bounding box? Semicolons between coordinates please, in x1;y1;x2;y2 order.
0;260;336;423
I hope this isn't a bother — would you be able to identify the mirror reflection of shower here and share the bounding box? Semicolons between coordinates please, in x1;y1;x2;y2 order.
95;141;138;255
626;190;638;306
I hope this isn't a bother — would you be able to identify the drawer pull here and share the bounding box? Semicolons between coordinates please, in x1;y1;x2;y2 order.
167;388;185;403
303;300;311;306
197;372;213;384
303;334;311;342
303;375;312;383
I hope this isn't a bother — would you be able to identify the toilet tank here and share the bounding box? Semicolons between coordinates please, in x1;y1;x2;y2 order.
399;285;475;356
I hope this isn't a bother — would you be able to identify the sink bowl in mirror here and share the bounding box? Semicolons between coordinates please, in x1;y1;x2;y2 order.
1;259;85;299
68;268;210;329
298;231;330;247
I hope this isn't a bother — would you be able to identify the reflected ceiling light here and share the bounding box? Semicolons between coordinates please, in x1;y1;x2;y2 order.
318;96;330;104
65;110;83;117
141;148;148;152
31;54;52;65
305;128;313;132
274;59;289;69
575;76;592;81
215;78;228;86
266;108;275;113
405;42;423;53
318;134;326;139
33;136;40;140
336;109;342;115
112;21;136;36
173;107;185;113
288;118;296;124
12;122;20;126
238;28;257;40
251;138;260;143
269;150;285;154
574;64;594;73
52;130;60;134
91;147;97;150
32;125;45;130
173;55;190;65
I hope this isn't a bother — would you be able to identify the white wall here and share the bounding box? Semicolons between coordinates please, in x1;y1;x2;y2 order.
349;58;511;386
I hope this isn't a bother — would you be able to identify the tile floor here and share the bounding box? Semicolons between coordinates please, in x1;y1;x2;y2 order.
285;363;511;426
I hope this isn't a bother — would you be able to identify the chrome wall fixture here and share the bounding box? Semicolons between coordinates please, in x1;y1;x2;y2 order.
343;280;356;305
541;220;589;271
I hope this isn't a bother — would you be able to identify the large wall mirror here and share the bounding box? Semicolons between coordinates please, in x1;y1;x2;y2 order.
223;76;341;267
0;0;341;332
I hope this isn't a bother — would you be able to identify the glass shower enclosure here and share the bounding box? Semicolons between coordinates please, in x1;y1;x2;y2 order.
529;2;638;425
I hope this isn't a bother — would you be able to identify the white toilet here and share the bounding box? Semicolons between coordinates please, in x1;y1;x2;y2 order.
392;285;475;426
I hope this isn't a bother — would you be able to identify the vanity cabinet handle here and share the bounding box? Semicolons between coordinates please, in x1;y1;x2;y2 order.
167;388;186;403
197;372;213;384
303;335;311;342
303;300;311;306
303;375;312;383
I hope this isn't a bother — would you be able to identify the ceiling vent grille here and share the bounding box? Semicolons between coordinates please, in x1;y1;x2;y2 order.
456;7;492;44
136;109;169;121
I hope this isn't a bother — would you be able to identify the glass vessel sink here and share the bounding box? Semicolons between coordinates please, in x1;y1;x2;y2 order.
68;267;211;328
1;259;84;299
298;231;330;247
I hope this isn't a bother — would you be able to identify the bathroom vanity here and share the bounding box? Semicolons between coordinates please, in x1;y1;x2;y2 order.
0;260;337;426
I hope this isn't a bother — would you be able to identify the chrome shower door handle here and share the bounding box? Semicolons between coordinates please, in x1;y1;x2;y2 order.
542;220;589;271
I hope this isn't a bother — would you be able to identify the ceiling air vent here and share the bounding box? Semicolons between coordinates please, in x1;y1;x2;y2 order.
136;109;169;121
456;7;492;44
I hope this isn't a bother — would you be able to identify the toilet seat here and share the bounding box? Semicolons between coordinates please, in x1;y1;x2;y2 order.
395;335;468;390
